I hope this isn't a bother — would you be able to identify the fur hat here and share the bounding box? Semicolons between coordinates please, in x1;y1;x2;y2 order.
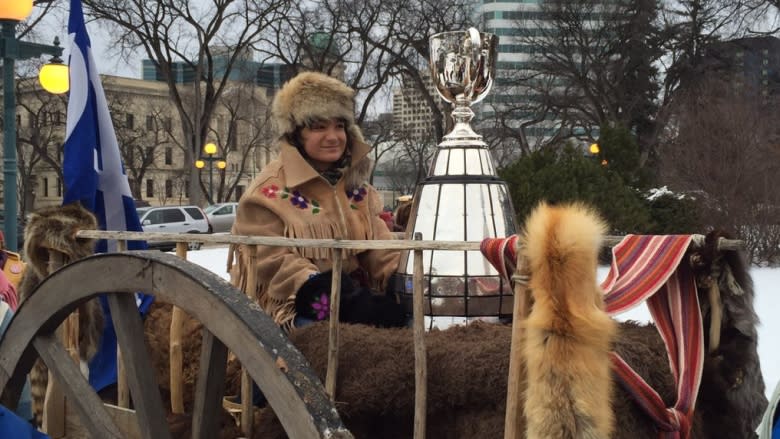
271;71;356;138
23;202;97;279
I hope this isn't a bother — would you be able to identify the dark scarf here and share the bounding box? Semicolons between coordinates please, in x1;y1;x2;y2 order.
318;151;352;186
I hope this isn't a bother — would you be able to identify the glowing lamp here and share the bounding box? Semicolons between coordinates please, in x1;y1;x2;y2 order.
39;59;69;94
0;0;33;21
204;142;217;155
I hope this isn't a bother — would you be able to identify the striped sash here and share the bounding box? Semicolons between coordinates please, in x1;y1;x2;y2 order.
604;235;702;439
480;234;703;438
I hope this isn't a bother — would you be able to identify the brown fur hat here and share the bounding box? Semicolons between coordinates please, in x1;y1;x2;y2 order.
271;71;357;138
23;202;97;278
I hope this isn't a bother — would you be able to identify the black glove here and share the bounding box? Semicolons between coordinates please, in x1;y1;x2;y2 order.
341;287;408;328
295;270;355;322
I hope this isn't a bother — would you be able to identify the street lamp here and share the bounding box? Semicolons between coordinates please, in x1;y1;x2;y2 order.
588;143;608;166
194;142;226;203
1;0;69;251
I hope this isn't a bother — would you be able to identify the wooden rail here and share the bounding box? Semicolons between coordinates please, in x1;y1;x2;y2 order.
69;229;744;438
76;230;745;251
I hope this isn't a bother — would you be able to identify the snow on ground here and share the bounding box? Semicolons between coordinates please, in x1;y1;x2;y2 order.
184;247;779;399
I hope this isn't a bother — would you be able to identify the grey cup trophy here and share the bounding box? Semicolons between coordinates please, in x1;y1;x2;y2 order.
430;27;498;147
392;28;518;319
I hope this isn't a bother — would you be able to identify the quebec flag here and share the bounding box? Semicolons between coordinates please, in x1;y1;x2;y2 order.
62;0;154;392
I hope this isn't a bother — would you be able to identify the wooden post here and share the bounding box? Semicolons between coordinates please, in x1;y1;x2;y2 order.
240;245;258;437
504;257;530;439
325;247;343;400
116;240;130;409
412;232;427;439
42;251;67;438
169;242;189;414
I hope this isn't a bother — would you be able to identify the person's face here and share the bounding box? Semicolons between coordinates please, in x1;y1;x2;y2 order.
301;118;347;171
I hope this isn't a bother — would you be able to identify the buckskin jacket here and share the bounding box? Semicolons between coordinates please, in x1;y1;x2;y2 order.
229;138;400;330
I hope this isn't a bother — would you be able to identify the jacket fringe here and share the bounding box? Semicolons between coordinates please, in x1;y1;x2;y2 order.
229;243;304;332
284;222;368;260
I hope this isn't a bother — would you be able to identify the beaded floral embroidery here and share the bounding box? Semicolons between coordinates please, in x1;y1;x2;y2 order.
346;185;368;210
310;293;330;321
261;184;321;214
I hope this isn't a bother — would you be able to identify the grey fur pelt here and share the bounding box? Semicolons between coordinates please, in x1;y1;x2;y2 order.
18;202;104;425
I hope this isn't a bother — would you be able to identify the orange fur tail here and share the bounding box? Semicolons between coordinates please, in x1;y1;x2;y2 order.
521;202;616;439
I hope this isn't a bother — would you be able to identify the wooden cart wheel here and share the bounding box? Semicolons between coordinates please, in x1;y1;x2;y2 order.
0;250;352;439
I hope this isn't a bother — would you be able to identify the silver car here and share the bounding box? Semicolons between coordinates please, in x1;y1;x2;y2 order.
137;205;211;251
204;202;238;234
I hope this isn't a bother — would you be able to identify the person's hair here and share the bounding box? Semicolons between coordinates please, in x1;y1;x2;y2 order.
285;117;353;151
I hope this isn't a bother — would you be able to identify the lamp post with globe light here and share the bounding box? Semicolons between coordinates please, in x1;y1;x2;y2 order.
1;0;69;250
195;142;226;204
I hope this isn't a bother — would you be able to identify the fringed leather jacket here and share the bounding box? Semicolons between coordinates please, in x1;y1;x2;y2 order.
229;139;399;330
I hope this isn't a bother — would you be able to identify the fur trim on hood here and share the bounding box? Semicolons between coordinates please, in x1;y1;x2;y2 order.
271;71;356;138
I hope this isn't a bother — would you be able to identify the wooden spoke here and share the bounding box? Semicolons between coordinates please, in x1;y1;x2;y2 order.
32;334;122;438
107;293;171;439
191;329;228;439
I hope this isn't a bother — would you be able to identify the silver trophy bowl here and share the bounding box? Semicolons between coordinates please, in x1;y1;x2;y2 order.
430;27;498;107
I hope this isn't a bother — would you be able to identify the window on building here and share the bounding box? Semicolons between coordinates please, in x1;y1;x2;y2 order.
236;185;245;201
126;113;135;129
57;178;62;196
163;117;172;131
43;177;49;197
165;179;173;198
146;115;154;130
146;179;154;197
229;121;238;150
165;147;172;165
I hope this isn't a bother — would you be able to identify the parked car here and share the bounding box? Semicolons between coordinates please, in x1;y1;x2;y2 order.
204;202;238;234
136;205;211;251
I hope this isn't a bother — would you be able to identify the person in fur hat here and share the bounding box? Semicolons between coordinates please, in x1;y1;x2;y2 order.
229;71;404;333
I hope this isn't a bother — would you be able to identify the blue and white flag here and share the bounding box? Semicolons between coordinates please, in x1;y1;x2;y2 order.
63;0;154;392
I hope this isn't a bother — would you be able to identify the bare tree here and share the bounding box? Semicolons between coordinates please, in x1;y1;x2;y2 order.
206;81;272;203
660;79;780;263
492;0;774;169
15;79;68;216
83;0;290;205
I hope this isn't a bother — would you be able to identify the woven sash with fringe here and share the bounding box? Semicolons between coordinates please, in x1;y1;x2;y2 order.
603;235;702;439
480;234;703;439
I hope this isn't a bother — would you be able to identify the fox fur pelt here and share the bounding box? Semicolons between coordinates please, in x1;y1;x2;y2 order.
521;202;616;438
18;203;104;425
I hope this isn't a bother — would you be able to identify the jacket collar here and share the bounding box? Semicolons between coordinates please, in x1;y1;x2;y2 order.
280;138;371;188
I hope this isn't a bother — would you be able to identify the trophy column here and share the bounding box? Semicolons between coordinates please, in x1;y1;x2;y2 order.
392;28;518;320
